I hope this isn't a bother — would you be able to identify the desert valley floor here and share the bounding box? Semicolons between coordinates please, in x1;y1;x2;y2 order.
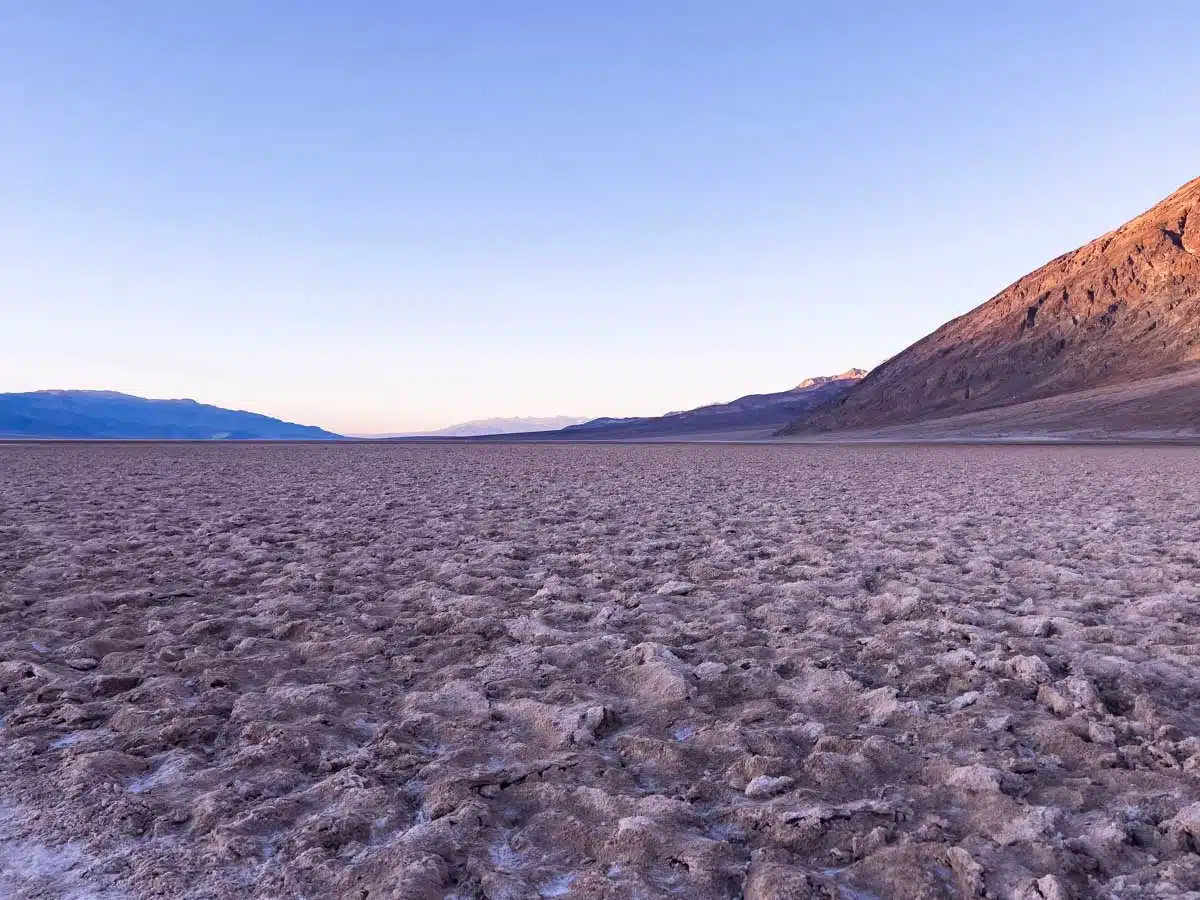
2;443;1200;899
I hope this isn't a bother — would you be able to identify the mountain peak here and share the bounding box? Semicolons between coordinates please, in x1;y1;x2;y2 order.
793;368;868;391
34;389;141;399
785;176;1200;433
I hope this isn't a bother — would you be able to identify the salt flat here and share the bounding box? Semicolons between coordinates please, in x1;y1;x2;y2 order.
1;443;1199;899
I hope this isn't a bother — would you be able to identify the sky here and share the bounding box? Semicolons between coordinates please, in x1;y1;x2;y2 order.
3;2;1199;434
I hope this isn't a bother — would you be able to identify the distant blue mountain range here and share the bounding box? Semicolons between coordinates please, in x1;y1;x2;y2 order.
0;391;341;440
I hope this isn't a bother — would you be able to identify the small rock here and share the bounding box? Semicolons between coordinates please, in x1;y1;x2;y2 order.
556;704;614;746
1164;802;1200;853
946;764;1004;794
616;815;654;835
862;686;920;725
622;643;693;703
937;648;978;675
358;614;392;632
66;657;99;671
1007;655;1052;686
1024;617;1054;638
853;825;890;858
88;674;141;698
745;775;794;799
949;691;981;711
656;580;696;596
1023;873;1070;900
744;855;820;900
1087;721;1116;746
994;805;1063;846
694;661;728;679
945;846;986;897
1037;685;1075;716
1059;676;1101;711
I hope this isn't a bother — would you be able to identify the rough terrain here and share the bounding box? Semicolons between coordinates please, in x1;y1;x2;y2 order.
2;443;1200;899
787;176;1200;434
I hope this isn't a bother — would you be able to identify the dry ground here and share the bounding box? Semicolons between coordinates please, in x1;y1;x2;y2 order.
1;443;1199;899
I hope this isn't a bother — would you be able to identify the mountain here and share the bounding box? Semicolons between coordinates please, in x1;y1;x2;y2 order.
0;391;341;440
785;368;1200;442
784;177;1200;435
397;416;591;438
793;371;868;390
536;369;867;440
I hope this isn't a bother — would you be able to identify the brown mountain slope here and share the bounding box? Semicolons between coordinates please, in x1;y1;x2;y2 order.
779;369;1200;442
785;176;1200;433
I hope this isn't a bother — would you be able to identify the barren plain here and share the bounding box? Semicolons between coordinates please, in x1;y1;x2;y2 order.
2;443;1200;899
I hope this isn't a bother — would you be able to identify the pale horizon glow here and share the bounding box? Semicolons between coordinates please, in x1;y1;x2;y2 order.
3;2;1199;433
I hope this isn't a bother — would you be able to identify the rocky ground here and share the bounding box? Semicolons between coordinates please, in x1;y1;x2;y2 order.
1;443;1199;899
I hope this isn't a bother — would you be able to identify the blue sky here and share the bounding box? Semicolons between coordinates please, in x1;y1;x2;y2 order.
3;2;1198;433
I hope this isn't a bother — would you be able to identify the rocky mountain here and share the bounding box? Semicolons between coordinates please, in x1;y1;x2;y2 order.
788;368;1200;442
785;177;1200;434
0;391;341;440
399;416;591;438
543;369;866;440
794;369;868;390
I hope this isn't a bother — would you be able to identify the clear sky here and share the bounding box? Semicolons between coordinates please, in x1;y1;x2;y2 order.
3;2;1199;433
